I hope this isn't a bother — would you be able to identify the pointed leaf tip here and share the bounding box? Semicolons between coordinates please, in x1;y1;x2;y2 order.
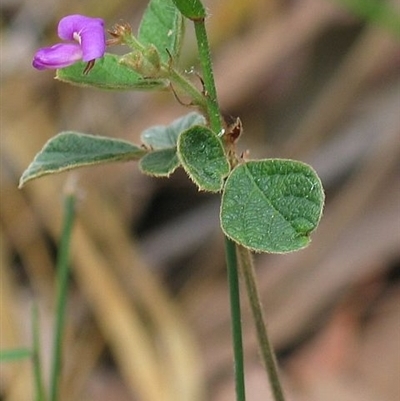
19;131;145;187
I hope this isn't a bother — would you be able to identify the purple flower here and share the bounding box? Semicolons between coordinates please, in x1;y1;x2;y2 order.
32;14;106;70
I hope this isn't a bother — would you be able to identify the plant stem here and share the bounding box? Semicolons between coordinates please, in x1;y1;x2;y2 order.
32;304;46;401
237;246;286;401
193;19;223;133
50;182;76;401
192;16;246;401
225;238;246;401
120;28;207;111
168;67;208;112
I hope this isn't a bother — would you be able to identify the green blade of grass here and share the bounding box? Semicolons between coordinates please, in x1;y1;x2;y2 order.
50;182;77;401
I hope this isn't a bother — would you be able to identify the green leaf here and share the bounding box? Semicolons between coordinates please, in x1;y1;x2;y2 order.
172;0;207;20
141;111;206;149
0;348;32;362
177;125;230;192
138;0;185;62
56;53;169;90
220;159;325;253
19;132;145;187
139;148;180;176
139;112;206;177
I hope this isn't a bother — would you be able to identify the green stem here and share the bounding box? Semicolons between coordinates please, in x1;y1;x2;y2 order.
120;27;207;111
168;67;208;112
225;238;246;401
237;246;286;401
193;19;223;133
192;15;246;401
32;305;47;401
123;33;146;52
50;184;76;401
124;32;207;112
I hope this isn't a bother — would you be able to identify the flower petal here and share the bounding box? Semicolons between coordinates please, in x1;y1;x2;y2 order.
57;14;106;62
79;22;106;61
58;15;100;40
32;43;83;70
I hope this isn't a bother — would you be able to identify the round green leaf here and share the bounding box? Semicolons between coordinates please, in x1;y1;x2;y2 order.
56;54;169;91
220;159;325;253
19;132;145;187
139;148;179;177
177;125;230;192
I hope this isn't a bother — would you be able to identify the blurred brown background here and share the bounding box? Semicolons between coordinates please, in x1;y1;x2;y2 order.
1;0;399;400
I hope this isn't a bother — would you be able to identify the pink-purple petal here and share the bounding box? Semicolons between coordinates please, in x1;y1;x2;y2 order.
79;23;106;61
32;43;83;70
58;14;104;41
33;14;106;71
